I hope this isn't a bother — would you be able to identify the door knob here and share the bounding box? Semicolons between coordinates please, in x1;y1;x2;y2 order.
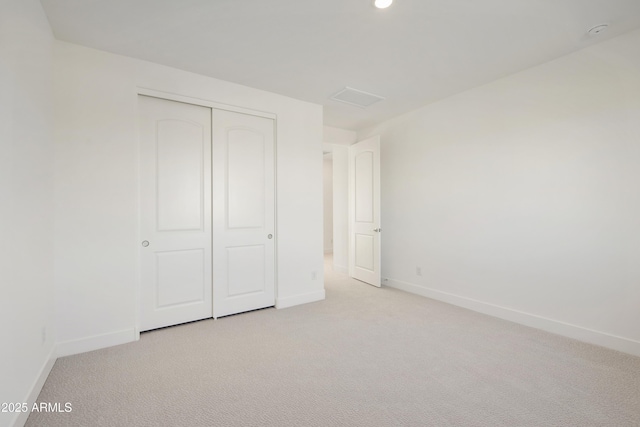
267;234;273;239
373;228;381;232
141;240;150;247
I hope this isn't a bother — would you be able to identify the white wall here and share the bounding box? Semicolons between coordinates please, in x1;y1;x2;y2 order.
53;41;324;355
323;125;357;146
322;126;356;274
359;29;640;356
0;1;56;426
331;146;349;274
323;157;334;252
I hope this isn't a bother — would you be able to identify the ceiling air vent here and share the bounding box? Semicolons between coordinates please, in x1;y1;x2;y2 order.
330;87;385;108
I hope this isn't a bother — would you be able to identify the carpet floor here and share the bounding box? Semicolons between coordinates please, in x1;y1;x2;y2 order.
26;258;640;426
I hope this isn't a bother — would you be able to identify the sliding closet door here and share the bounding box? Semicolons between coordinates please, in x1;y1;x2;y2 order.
139;96;213;331
212;109;275;318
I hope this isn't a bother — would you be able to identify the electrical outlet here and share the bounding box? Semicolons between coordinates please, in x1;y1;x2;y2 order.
416;267;422;276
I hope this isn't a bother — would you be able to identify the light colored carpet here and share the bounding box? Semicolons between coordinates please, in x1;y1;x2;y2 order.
27;257;640;426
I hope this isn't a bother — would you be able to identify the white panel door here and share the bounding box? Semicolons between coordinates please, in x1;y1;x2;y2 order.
212;109;275;317
139;95;213;331
349;136;381;287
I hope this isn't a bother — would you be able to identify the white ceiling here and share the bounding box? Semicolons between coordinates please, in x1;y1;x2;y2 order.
40;0;640;131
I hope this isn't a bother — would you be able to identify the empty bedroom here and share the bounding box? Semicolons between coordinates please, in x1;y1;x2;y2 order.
2;0;640;426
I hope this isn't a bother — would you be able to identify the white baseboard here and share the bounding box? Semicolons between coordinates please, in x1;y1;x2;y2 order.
12;347;56;427
385;278;640;357
276;290;325;309
56;329;136;358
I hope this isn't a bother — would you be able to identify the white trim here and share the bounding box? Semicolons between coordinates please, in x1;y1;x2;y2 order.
324;248;333;254
384;277;640;357
11;347;56;427
56;329;136;358
276;290;325;309
272;118;279;312
137;88;277;120
134;88;142;343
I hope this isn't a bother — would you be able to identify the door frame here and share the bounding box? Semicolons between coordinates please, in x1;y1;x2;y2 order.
134;87;278;340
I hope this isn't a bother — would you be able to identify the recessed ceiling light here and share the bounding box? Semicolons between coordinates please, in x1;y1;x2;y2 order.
587;24;609;36
374;0;393;9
